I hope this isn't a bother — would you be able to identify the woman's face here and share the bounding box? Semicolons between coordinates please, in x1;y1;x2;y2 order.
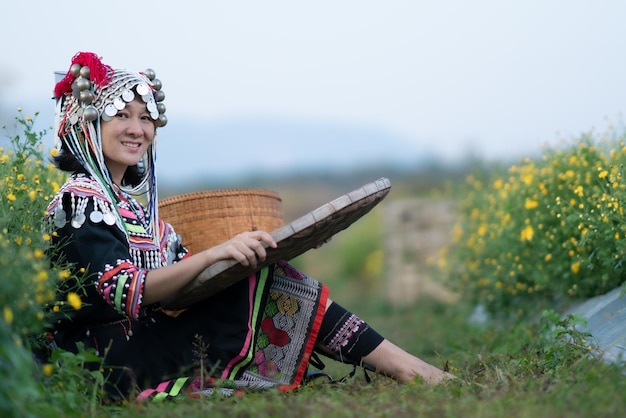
101;98;156;184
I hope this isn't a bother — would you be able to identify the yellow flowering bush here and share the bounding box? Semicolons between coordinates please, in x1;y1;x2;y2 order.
0;109;89;415
442;127;626;316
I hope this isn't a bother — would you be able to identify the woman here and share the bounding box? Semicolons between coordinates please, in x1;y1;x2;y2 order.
44;51;453;401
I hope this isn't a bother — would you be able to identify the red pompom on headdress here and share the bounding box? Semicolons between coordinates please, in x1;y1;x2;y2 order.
53;52;112;99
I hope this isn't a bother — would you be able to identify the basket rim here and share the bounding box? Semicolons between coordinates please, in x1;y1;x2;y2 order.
159;188;282;207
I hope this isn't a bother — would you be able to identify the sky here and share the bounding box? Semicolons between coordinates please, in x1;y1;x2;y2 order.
1;0;626;183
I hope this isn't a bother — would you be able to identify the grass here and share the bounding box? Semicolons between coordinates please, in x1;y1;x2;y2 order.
3;110;626;417
97;295;626;418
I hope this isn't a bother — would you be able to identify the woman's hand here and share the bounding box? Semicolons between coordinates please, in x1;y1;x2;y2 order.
211;230;277;268
144;231;277;305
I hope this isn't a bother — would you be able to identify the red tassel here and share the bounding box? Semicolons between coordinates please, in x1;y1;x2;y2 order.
54;52;112;98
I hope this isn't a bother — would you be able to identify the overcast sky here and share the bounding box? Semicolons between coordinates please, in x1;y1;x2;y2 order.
2;0;625;180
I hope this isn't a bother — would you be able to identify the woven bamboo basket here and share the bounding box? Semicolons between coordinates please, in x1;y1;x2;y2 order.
158;189;284;254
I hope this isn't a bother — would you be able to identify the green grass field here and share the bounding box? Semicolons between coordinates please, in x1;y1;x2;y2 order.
2;111;626;417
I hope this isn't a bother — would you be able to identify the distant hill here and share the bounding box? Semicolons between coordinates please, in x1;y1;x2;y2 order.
155;115;444;185
154;116;477;218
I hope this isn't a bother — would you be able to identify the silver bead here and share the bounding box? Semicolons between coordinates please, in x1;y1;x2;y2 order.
152;78;162;90
79;66;91;79
156;114;168;127
83;106;99;122
143;68;156;80
157;102;166;114
79;90;94;104
70;64;81;77
71;81;80;99
155;90;165;102
75;77;90;91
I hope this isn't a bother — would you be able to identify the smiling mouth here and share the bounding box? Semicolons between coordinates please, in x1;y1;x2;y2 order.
122;142;141;149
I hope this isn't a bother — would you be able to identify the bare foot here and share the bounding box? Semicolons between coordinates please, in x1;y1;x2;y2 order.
362;339;457;385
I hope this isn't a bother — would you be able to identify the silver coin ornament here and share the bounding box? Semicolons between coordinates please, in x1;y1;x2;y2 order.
136;83;150;96
104;104;118;117
71;213;86;229
113;97;126;110
103;212;116;226
54;205;67;228
90;210;104;223
122;89;135;102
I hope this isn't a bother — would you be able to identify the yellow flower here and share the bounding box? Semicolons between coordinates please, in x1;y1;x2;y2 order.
6;193;16;202
42;233;51;241
67;292;82;310
49;148;59;157
3;306;13;324
28;190;37;200
42;364;54;376
520;174;533;185
33;249;44;259
544;253;552;261
524;199;539;209
574;186;584;197
571;261;581;274
58;270;71;280
598;170;608;179
520;225;534;241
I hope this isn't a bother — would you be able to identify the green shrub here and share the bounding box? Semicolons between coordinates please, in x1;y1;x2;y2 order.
0;109;103;416
442;126;626;316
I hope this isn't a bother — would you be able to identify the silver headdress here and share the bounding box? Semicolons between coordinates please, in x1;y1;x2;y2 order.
53;51;166;242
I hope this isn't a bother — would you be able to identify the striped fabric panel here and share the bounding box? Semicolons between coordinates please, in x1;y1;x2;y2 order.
97;260;146;319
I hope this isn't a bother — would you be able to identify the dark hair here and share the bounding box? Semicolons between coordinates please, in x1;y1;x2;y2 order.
52;143;143;187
